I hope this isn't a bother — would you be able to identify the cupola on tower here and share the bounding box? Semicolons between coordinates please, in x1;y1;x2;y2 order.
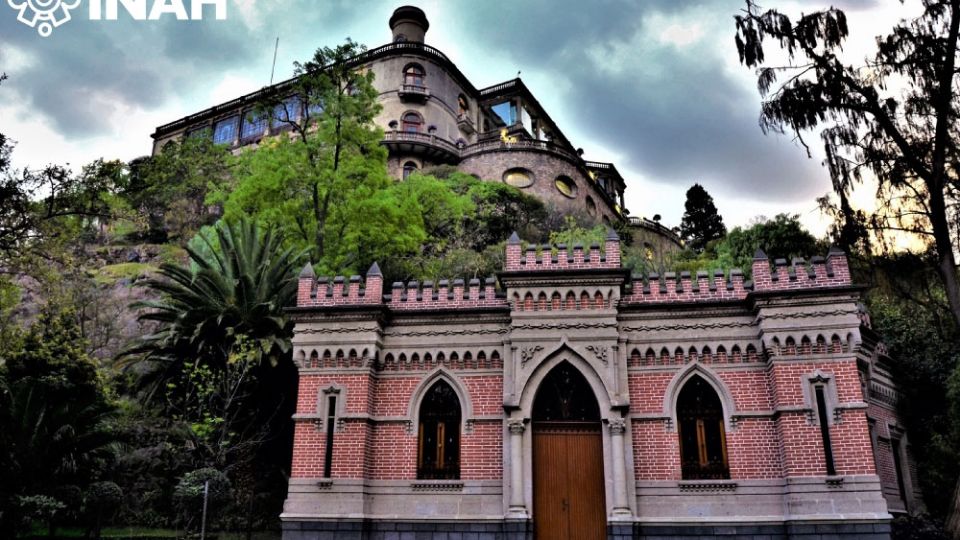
389;5;429;43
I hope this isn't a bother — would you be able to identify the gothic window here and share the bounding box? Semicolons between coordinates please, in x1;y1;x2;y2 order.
402;112;423;133
403;161;419;180
677;375;729;479
404;63;425;87
417;380;461;479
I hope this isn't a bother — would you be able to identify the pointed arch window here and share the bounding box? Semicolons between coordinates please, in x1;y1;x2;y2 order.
417;380;461;479
677;375;729;479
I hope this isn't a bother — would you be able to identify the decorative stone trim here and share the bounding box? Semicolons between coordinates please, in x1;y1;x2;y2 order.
678;481;738;492
607;418;627;434
411;482;464;492
508;419;527;434
585;345;609;364
520;345;543;365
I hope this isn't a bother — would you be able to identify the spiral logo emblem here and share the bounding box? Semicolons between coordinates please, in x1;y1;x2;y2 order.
8;0;82;37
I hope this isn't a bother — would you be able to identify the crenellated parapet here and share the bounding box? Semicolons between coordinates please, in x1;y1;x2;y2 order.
296;262;385;307
620;247;852;305
504;230;621;271
751;247;852;291
622;269;750;304
294;236;854;311
386;277;507;310
295;262;508;310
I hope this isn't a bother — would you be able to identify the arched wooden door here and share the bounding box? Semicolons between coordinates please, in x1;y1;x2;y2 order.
532;362;606;540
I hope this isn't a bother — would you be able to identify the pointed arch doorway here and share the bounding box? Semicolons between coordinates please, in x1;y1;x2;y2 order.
532;361;606;540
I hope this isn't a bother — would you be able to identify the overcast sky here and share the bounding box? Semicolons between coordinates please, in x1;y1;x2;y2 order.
0;0;917;234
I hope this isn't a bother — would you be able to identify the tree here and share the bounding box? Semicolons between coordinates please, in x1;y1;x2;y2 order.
217;40;410;271
124;135;233;243
734;0;960;327
127;217;302;389
0;308;118;534
679;183;726;251
124;218;302;528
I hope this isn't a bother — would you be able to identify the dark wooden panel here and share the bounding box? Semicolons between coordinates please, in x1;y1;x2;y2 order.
567;430;606;540
533;423;605;540
534;429;569;540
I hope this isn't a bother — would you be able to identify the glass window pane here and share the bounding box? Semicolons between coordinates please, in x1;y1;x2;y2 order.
213;116;239;145
241;111;266;140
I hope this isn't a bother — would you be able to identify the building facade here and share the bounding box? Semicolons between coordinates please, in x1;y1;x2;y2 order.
282;232;915;540
150;6;682;253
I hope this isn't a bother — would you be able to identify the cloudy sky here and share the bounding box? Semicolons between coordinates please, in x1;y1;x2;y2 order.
0;0;917;233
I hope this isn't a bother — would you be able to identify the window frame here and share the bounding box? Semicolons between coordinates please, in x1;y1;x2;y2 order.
401;111;424;133
212;115;239;146
416;380;462;480
676;375;731;480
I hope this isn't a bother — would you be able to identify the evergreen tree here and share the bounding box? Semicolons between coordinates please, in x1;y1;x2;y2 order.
679;183;727;251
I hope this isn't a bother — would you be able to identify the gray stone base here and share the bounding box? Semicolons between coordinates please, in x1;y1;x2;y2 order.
282;520;530;540
282;520;890;539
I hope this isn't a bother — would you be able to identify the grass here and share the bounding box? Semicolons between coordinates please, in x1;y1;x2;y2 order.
93;262;157;285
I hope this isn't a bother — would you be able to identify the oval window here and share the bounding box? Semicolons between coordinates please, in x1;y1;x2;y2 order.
503;168;534;188
555;176;578;198
586;196;597;216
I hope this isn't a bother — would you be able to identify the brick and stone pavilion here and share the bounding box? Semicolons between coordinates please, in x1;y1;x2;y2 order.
280;232;912;539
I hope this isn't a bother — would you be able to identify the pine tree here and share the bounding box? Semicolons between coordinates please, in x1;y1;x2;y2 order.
679;183;727;251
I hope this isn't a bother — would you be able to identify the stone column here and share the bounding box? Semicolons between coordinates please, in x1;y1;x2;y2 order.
608;417;632;517
507;418;528;517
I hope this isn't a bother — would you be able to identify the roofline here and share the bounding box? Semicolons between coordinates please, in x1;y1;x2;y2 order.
152;41;481;139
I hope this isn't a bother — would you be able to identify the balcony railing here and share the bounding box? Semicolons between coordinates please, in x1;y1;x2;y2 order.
398;83;430;101
460;138;581;162
383;130;462;156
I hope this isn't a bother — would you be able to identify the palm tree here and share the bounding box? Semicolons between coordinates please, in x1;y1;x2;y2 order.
128;218;302;383
123;217;303;475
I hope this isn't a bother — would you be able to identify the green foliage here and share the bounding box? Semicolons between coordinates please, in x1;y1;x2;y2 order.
548;217;607;249
216;40;399;272
891;514;949;540
129;217;302;376
84;481;123;537
866;254;960;520
173;468;231;530
124;136;233;243
0;307;118;534
679;183;726;251
94;262;157;285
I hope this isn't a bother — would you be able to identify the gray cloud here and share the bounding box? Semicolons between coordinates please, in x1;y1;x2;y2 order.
451;0;829;204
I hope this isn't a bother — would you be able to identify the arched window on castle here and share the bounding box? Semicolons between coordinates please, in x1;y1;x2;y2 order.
404;63;425;87
417;380;461;479
403;161;419;180
402;112;423;133
677;376;729;480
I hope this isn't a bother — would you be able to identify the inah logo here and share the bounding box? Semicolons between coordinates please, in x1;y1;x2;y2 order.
8;0;227;37
8;0;82;37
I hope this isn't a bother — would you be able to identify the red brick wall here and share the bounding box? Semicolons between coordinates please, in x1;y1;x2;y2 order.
293;370;503;480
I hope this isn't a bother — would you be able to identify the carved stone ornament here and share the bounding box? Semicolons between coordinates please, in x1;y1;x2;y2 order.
508;419;526;434
520;345;544;365
607;417;627;434
585;345;609;364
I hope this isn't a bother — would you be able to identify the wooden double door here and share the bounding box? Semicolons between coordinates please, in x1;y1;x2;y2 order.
532;422;607;540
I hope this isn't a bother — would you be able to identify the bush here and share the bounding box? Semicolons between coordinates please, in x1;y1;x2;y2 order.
173;468;231;531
